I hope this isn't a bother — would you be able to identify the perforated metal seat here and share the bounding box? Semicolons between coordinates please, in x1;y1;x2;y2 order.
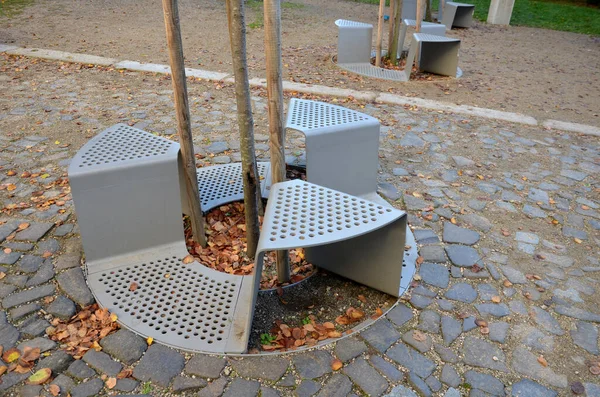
69;124;262;353
441;2;475;29
398;19;447;53
256;180;408;297
285;99;380;197
334;19;373;64
404;33;461;78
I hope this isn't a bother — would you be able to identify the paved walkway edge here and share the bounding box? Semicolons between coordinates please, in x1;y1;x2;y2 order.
2;44;599;137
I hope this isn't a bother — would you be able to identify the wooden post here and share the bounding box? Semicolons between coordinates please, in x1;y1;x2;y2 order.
416;0;424;31
390;0;402;65
440;0;445;22
161;0;207;247
387;0;395;56
264;0;290;283
375;0;385;67
425;0;432;22
226;0;262;260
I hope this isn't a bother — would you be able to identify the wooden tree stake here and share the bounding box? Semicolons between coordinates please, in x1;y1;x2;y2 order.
264;0;290;283
387;0;395;56
390;0;402;65
375;0;385;67
161;0;207;247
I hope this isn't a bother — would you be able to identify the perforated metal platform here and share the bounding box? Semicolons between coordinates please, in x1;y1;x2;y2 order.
334;19;373;28
337;63;410;81
256;180;409;297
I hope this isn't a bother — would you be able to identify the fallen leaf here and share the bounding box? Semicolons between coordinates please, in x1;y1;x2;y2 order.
0;365;7;376
331;359;343;371
0;272;5;280
323;322;335;330
146;336;153;346
491;296;501;303
2;348;21;363
129;282;138;292
503;280;513;287
48;384;60;396
109;313;118;322
20;347;41;363
480;326;490;335
475;319;488;327
328;330;342;338
6;170;16;176
106;377;117;389
3;248;11;254
182;255;195;264
574;238;582;244
591;365;600;375
17;222;30;230
28;368;52;385
416;256;424;265
357;294;366;303
538;356;548;367
582;205;590;210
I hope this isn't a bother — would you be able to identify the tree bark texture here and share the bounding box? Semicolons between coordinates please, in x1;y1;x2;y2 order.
226;0;261;260
161;0;207;247
390;0;402;65
375;0;385;67
387;0;395;56
264;0;290;283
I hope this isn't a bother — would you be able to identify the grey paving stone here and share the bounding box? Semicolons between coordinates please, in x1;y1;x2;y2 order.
392;167;409;176
501;266;527;284
584;383;600;397
17;254;44;273
67;359;97;379
18;385;43;397
83;349;123;376
133;344;185;387
477;284;499;301
185;354;226;378
384;385;417;397
260;386;281;397
464;370;505;396
54;224;74;237
452;156;474;167
369;355;404;382
206;141;229;154
434;343;459;363
512;324;555;353
57;267;95;306
36;349;75;374
378;183;401;201
9;302;40;320
316;373;353;397
560;169;587;181
2;283;55;308
515;231;539;245
402;330;432;352
419;262;449;288
14;222;53;241
408;372;431;396
437;299;455;311
512;379;557;396
440;364;460;387
343;357;388;396
511;346;567;388
21;317;50;337
462;336;508;372
0;371;29;392
334;336;367;362
223;378;260;397
0;222;18;243
540;251;574;267
296;380;321;397
570;320;599;355
445;245;480;267
523;204;547;218
54;254;82;270
468;200;487;211
441;315;461;345
25;258;54;286
114;378;140;392
563;226;588;240
71;378;104;397
528;188;549;205
386;304;413;327
420;245;446;263
476;303;510;317
47;295;77;320
399;132;426;148
50;374;76;396
488;322;510;343
231;356;289;381
100;328;147;365
425;375;441;392
463;316;477;331
444;283;477;303
387;343;436;379
198;377;229;397
360;318;401;353
17;336;56;353
530;306;564;335
413;229;439;244
0;282;17;299
496;201;517;212
417;310;440;334
277;373;296;388
0;251;21;265
293;350;333;379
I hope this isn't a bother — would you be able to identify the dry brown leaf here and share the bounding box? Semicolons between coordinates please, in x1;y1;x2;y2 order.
20;347;41;363
182;255;195;264
480;327;490;335
48;384;60;396
17;222;30;230
2;347;21;363
590;365;600;375
331;359;343;371
106;377;117;389
416;256;424;265
538;356;548;367
3;248;11;254
0;272;5;280
357;294;366;303
129;282;138;292
491;296;501;303
475;319;488;327
323;322;335;330
146;337;153;346
503;280;513;287
28;368;52;385
0;365;6;376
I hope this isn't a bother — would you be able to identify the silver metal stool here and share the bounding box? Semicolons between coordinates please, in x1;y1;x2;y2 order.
398;19;447;53
334;19;373;64
441;2;475;29
69;124;262;354
404;33;461;78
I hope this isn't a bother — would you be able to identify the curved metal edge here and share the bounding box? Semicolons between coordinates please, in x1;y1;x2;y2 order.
333;56;462;81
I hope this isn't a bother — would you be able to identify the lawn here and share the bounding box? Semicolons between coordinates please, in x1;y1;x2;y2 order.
349;0;600;35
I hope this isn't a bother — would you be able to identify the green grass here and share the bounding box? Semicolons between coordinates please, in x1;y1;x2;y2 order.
347;0;600;35
0;0;34;18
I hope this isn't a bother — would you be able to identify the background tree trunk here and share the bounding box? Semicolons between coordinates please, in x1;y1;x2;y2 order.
264;0;290;283
425;0;432;22
161;0;207;247
390;0;402;65
375;0;385;67
226;0;261;260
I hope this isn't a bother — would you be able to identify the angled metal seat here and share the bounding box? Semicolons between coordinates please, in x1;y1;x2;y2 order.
441;2;475;29
334;19;373;64
69;124;262;354
398;19;447;53
256;180;407;297
404;33;461;79
285;99;380;197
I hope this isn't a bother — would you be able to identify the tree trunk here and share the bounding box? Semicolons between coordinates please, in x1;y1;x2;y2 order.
264;0;290;283
161;0;207;247
387;0;395;56
416;0;423;31
226;0;261;260
375;0;385;67
425;0;432;22
390;0;402;65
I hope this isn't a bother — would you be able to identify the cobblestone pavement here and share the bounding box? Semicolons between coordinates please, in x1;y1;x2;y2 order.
0;53;599;397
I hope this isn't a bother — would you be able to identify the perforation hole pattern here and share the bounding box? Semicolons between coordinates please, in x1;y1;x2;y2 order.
288;100;368;130
268;182;393;243
78;125;175;168
97;257;238;345
198;163;269;208
335;19;373;28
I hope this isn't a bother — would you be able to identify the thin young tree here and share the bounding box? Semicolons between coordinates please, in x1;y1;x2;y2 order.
226;0;261;260
425;0;432;22
161;0;207;247
416;0;424;32
389;0;402;65
375;0;385;67
264;0;290;283
387;0;395;56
